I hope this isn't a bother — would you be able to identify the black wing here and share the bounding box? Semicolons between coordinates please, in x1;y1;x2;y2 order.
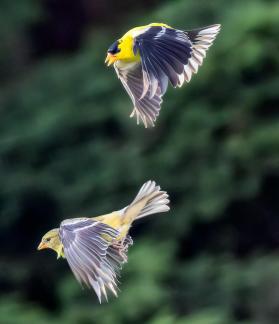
59;218;126;303
115;62;165;127
134;26;192;90
133;24;221;92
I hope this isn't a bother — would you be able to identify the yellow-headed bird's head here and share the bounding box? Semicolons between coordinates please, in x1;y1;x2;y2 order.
105;33;137;66
105;39;121;66
37;228;64;258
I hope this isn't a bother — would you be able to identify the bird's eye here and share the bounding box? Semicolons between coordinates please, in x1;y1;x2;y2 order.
45;238;51;242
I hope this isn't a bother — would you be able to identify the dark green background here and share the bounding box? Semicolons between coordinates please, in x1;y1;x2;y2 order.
0;0;278;323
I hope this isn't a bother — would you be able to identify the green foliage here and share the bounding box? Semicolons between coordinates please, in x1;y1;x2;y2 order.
0;0;278;323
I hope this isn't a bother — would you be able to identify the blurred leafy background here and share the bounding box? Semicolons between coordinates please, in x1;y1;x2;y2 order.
0;0;278;323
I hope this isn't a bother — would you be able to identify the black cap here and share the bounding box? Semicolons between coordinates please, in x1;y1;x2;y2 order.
107;41;120;54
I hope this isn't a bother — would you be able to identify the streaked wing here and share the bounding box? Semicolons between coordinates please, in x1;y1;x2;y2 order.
115;62;164;128
133;24;220;91
59;218;122;303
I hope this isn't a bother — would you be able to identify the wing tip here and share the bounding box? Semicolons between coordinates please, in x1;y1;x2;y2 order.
177;23;221;86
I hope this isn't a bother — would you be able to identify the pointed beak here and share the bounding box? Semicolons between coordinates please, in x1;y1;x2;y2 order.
105;53;117;66
37;242;47;250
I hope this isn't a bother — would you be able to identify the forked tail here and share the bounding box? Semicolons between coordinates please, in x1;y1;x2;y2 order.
124;180;170;222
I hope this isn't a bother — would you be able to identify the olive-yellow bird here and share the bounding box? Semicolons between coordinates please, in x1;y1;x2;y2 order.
105;23;221;127
37;181;169;302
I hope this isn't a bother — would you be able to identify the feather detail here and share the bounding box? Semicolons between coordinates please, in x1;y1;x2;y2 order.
114;62;163;127
122;180;170;223
59;219;130;303
180;24;221;84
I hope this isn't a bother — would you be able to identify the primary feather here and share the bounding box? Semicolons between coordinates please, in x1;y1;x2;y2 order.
106;23;221;127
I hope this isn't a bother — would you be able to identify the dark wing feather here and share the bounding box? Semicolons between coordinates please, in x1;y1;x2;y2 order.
59;218;128;303
133;24;221;91
115;63;165;127
133;26;192;90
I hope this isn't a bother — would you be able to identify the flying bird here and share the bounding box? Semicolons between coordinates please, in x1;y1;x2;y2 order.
37;180;169;302
105;23;221;127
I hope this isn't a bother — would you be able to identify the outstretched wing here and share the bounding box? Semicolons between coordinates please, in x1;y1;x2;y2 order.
59;218;126;303
133;24;221;95
115;62;164;127
133;26;192;91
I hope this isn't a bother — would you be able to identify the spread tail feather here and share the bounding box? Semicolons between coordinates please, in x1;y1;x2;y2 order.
127;180;170;220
